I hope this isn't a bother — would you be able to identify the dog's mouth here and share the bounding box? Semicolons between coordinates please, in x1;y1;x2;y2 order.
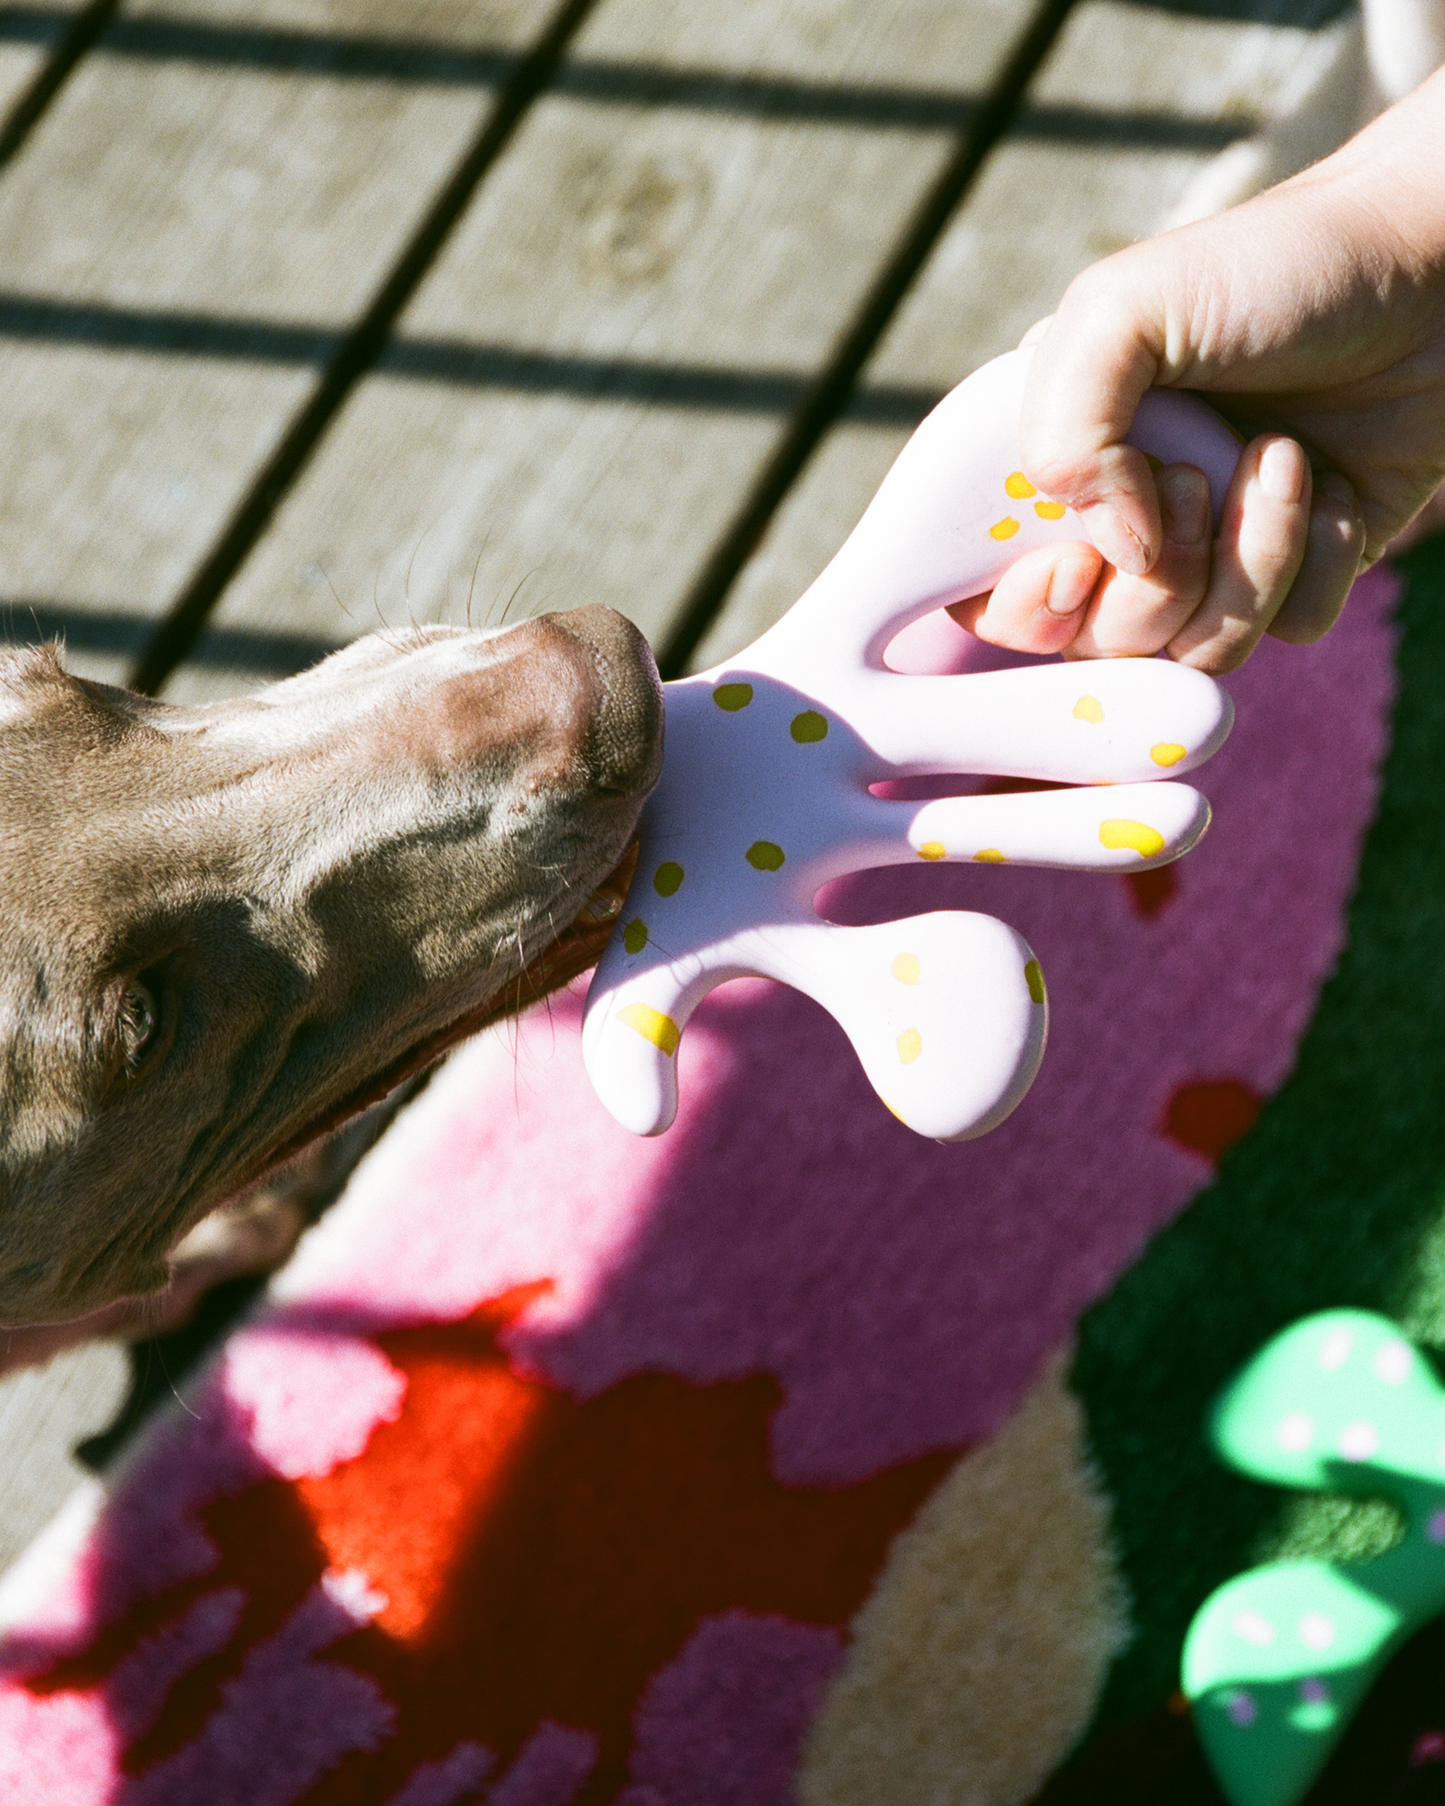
251;843;640;1186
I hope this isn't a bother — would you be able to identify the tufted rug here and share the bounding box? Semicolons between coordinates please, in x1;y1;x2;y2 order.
2;547;1442;1804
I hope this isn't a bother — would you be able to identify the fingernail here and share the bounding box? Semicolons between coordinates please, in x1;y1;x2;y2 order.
1159;467;1209;545
1045;552;1097;617
1258;438;1307;505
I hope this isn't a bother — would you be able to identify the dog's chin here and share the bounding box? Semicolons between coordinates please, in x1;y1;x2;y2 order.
247;841;640;1189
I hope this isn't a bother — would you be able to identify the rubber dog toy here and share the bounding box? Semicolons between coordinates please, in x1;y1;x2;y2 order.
1186;1310;1445;1806
583;347;1240;1139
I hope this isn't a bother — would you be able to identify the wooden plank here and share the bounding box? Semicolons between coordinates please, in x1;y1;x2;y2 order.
690;1;1341;670
165;0;1036;702
0;1342;126;1579
137;0;547;36
0;0;559;684
0;2;86;120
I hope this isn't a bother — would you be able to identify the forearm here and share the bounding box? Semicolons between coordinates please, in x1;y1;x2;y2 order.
1320;61;1445;279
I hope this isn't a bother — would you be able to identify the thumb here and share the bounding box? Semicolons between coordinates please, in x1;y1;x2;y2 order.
1019;273;1166;577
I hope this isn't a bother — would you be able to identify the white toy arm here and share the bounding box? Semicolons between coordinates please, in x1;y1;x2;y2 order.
583;913;1046;1141
841;660;1231;780
891;782;1210;872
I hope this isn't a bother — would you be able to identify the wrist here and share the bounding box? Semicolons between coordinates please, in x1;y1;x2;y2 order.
1304;65;1445;278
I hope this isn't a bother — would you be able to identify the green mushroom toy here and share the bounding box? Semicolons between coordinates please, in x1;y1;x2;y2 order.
1186;1309;1445;1804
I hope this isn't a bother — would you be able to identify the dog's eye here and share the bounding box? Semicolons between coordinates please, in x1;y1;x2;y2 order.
119;981;159;1071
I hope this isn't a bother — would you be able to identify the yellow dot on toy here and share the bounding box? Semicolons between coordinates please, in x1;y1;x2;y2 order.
897;1028;923;1064
989;517;1020;540
1073;695;1104;723
1025;959;1046;1005
618;1002;680;1056
1035;500;1066;520
713;682;753;711
892;952;920;984
1099;818;1166;858
653;862;684;897
1151;742;1187;767
746;840;785;871
1005;471;1037;499
973;848;1005;864
790;710;828;743
881;1098;906;1122
917;842;947;861
622;918;648;954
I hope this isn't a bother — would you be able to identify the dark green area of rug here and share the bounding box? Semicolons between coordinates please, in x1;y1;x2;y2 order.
1055;534;1445;1789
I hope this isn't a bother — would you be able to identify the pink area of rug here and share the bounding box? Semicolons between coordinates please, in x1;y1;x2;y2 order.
0;570;1399;1803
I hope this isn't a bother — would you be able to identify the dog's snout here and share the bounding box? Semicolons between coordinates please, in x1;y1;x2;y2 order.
525;605;664;799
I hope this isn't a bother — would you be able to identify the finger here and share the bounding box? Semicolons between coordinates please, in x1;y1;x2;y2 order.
1166;436;1312;673
1020;266;1166;576
1268;473;1365;644
1064;464;1212;658
947;541;1105;655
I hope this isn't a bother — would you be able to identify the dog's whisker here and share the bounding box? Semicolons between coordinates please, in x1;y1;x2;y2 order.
402;526;428;618
149;1323;202;1421
463;530;494;633
498;569;538;630
319;566;361;639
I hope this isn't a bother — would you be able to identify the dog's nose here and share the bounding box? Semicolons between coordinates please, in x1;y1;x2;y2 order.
527;605;664;798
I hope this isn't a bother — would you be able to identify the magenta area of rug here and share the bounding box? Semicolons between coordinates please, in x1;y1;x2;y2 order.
0;566;1399;1804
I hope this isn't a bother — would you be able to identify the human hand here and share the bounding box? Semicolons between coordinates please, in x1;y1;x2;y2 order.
951;66;1445;672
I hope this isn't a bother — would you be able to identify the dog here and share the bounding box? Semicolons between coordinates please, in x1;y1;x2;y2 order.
0;606;662;1333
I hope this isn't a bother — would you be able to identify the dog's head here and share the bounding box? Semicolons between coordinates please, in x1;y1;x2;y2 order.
0;606;662;1326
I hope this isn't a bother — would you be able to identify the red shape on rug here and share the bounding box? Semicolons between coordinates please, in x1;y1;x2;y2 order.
1161;1079;1262;1166
29;1286;955;1803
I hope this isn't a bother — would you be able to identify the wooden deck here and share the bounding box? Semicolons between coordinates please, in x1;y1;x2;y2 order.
0;0;1348;1564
